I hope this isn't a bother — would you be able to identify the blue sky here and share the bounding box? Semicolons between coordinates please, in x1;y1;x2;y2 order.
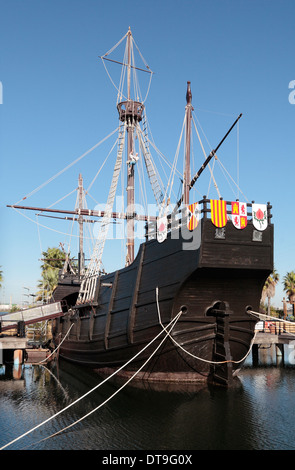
0;0;294;308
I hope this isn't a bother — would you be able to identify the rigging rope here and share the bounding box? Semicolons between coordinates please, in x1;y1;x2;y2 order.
14;128;119;205
101;32;153;105
37;188;77;213
101;56;128;102
0;311;182;450
12;206;94;241
102;30;128;58
192;116;221;199
191;111;248;201
85;138;118;195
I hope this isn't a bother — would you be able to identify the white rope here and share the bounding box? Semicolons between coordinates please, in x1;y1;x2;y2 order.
132;35;153;74
101;58;128;101
156;287;256;365
0;311;182;450
12;206;95;241
85;138;118;195
14;128;119;205
192;111;248;201
249;310;295;327
38;188;77;212
192;116;221;199
102;31;128;57
29;312;182;447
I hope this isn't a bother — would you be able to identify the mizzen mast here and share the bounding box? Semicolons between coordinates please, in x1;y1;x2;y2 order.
183;81;193;205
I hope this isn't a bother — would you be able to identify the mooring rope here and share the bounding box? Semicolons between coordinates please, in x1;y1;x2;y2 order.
0;311;182;450
28;311;182;448
155;287;257;365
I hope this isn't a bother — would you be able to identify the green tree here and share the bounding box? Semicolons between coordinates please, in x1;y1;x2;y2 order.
40;247;65;271
36;247;64;302
262;269;279;316
0;266;3;289
283;271;295;316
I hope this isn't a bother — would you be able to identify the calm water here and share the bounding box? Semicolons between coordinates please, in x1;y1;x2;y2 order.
1;346;295;451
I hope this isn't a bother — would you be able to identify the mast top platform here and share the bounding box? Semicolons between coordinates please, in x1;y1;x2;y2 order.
117;100;144;123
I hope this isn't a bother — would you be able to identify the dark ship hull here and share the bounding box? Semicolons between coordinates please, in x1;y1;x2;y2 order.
52;204;273;387
52;271;81;308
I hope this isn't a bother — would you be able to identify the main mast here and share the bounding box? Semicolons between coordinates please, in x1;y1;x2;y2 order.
117;27;144;265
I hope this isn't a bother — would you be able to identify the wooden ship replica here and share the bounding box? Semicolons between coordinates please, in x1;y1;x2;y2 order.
10;29;273;386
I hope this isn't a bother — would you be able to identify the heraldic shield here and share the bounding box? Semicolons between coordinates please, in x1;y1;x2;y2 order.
231;201;247;229
210;199;227;228
187;202;200;231
157;215;167;243
252;203;268;231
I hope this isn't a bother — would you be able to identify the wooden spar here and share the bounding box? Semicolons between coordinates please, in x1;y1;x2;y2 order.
37;214;95;223
173;113;243;213
189;113;243;190
7;204;156;221
98;56;153;74
37;214;122;225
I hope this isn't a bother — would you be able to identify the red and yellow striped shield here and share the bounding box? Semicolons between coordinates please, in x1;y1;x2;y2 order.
210;199;227;227
187;202;200;231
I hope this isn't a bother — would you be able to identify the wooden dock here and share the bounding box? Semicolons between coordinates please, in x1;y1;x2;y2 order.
0;336;28;365
254;332;295;346
254;320;295;344
252;321;295;365
0;301;64;366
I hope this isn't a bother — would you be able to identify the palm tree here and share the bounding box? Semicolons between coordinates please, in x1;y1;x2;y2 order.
0;266;3;289
262;269;279;316
283;271;295;316
36;267;60;303
40;247;65;271
36;247;64;302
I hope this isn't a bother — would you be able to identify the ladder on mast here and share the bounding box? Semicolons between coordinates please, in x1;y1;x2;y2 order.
77;122;127;304
136;114;164;209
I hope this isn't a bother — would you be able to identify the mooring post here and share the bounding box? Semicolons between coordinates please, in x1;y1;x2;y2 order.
252;344;259;366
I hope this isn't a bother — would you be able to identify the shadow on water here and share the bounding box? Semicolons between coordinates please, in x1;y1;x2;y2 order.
1;348;295;450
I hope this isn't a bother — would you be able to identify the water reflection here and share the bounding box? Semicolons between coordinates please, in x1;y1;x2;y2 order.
0;349;295;450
